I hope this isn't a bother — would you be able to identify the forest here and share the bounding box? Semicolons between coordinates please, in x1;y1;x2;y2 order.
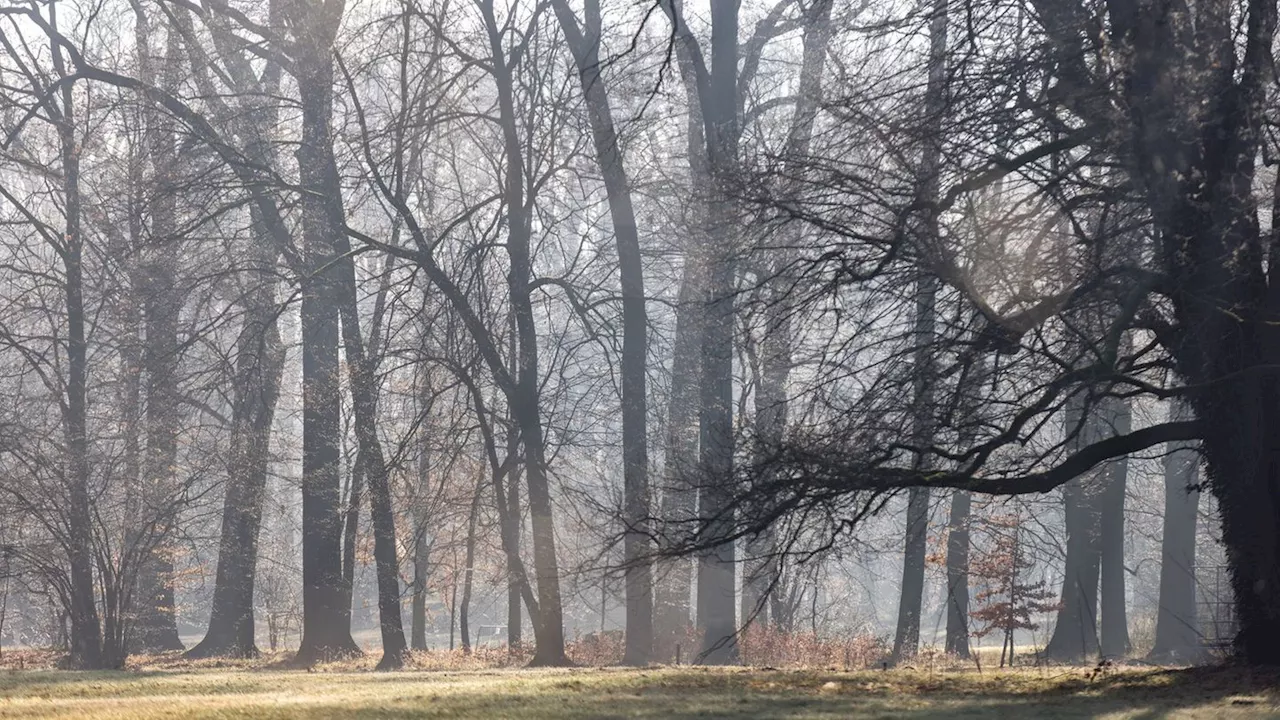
0;0;1275;705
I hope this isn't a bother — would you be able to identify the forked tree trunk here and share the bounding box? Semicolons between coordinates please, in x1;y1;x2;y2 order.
1149;401;1201;663
653;25;711;660
292;17;360;664
479;0;568;665
130;11;185;655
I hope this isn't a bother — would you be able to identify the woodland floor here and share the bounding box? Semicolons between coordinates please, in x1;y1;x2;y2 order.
0;657;1277;718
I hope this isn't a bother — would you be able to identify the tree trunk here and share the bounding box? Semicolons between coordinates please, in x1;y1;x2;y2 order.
654;254;701;658
1193;375;1280;665
186;279;283;658
129;10;185;655
945;489;971;657
550;0;651;666
411;430;431;652
652;20;712;660
693;0;742;666
893;267;939;662
334;221;408;670
479;0;568;665
293;32;360;665
1099;397;1131;659
47;25;104;668
893;486;931;661
505;439;523;651
1149;401;1201;663
1044;395;1104;662
459;477;482;654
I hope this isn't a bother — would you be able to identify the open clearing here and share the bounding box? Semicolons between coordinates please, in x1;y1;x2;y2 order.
0;665;1278;719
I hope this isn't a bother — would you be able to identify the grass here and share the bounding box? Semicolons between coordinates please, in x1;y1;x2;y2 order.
0;660;1277;718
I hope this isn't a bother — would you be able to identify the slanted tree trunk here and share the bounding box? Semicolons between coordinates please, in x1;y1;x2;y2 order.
178;0;287;660
478;0;568;666
550;0;651;665
334;222;408;668
1149;401;1201;662
291;3;361;663
186;265;283;658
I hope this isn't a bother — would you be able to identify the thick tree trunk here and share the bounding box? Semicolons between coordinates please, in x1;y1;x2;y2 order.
1149;401;1201;663
1194;376;1280;665
130;15;185;656
695;240;737;665
186;285;283;658
691;0;742;668
893;268;939;662
293;41;360;665
1044;474;1102;662
1099;397;1131;659
893;0;947;664
945;489;971;657
653;256;701;658
893;487;930;660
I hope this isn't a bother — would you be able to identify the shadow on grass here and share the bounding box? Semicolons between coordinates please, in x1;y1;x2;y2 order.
0;664;1276;718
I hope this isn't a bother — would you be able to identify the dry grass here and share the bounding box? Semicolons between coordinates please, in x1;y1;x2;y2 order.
0;657;1277;719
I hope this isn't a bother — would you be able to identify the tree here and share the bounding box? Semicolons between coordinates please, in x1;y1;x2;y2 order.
969;511;1058;667
1149;400;1202;662
550;0;652;664
287;0;362;664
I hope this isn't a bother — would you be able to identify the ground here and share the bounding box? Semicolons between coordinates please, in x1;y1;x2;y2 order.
1;662;1278;719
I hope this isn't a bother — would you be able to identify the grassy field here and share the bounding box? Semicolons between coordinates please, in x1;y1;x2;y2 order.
0;663;1278;719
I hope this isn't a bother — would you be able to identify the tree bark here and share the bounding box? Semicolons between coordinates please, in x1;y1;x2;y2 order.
693;0;742;666
1099;396;1131;659
1149;401;1201;662
1045;395;1103;662
54;28;104;670
478;0;569;665
292;8;361;663
944;489;971;657
550;0;651;665
129;7;185;655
